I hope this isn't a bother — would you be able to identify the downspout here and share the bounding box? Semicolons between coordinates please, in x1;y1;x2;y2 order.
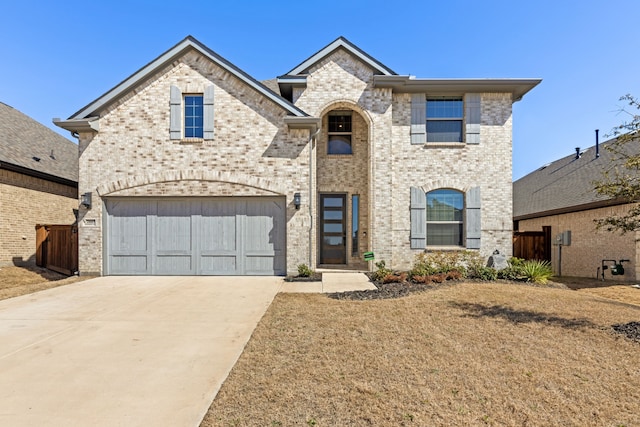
309;126;320;268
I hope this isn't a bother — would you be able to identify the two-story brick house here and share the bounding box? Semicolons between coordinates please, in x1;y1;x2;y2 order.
55;36;539;276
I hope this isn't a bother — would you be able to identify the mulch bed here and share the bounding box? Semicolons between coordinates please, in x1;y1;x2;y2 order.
612;321;640;342
328;275;567;301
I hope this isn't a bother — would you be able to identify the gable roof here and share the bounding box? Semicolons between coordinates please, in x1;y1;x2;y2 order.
283;36;397;77
65;36;308;122
0;102;77;186
513;138;636;220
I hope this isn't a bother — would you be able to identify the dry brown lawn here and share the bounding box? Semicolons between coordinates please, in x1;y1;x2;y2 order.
202;282;640;427
0;265;90;301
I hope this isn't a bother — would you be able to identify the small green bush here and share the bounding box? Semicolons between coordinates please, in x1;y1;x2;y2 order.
372;260;392;282
520;259;553;284
297;264;313;278
468;265;498;281
497;257;526;280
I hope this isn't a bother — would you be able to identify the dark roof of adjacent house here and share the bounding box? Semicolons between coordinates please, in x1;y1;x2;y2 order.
513;138;637;220
0;102;78;186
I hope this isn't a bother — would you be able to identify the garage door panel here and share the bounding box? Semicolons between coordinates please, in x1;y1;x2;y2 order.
107;200;150;252
156;201;194;252
110;255;148;274
200;255;237;274
105;197;285;276
155;255;193;275
201;201;238;252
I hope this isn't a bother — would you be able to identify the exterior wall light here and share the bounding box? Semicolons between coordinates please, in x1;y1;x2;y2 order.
293;192;301;210
81;192;92;209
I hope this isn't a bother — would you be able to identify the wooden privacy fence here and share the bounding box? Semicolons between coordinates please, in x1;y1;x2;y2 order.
35;224;78;276
513;226;551;262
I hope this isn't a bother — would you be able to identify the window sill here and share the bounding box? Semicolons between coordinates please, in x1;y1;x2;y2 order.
178;138;204;144
424;246;468;251
424;142;466;148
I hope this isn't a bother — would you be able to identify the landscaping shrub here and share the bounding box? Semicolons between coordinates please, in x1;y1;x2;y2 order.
297;264;313;278
520;259;554;284
468;266;498;281
372;260;392;282
382;272;407;283
497;257;526;280
410;250;484;279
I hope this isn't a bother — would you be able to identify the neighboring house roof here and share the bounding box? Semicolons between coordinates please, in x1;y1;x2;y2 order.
0;102;78;186
63;36;308;125
513;138;633;220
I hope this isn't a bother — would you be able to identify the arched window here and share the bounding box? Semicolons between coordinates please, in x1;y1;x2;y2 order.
426;189;464;246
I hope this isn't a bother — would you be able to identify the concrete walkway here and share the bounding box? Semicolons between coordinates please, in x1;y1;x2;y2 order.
279;272;377;293
0;276;281;427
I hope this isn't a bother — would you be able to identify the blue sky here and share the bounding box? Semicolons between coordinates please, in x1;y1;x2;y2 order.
2;0;639;180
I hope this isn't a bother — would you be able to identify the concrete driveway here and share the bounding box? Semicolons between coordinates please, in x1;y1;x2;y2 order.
0;276;282;426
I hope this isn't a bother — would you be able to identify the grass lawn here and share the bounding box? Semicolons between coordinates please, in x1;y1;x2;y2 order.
202;282;640;426
0;265;89;301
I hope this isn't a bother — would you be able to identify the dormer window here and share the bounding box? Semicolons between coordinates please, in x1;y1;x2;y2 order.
327;111;352;155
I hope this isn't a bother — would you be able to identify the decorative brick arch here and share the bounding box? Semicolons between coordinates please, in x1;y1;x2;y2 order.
96;169;286;196
420;179;471;194
317;99;374;128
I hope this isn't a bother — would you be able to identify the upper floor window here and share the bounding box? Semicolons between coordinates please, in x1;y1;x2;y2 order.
327;111;352;154
184;95;204;138
426;98;463;143
426;189;463;246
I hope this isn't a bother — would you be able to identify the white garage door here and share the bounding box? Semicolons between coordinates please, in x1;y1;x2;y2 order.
104;197;286;275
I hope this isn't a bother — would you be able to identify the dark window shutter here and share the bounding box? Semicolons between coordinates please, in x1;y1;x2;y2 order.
203;85;214;140
410;186;426;249
466;186;481;249
410;93;426;145
170;86;182;140
465;93;481;145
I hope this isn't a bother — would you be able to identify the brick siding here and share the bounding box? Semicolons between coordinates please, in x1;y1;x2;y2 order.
0;169;77;266
517;204;640;281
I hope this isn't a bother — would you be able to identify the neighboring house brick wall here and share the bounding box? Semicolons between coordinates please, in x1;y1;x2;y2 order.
0;169;77;266
77;51;311;275
517;204;640;281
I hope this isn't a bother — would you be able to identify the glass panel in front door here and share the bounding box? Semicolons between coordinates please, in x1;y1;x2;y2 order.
320;195;346;264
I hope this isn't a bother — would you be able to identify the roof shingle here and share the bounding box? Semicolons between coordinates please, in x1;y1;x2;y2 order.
0;102;78;184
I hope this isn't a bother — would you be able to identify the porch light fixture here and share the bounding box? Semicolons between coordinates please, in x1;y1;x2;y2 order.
293;192;301;210
81;192;92;209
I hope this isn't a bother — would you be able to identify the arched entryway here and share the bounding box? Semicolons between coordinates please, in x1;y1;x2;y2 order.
317;104;370;269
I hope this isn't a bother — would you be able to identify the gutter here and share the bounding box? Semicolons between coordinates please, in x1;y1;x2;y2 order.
53;117;100;136
373;76;542;101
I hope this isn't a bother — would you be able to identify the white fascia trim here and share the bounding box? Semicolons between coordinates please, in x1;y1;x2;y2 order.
53;117;99;133
373;76;542;101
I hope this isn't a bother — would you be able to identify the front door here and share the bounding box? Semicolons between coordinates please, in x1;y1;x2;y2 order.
320;194;346;264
